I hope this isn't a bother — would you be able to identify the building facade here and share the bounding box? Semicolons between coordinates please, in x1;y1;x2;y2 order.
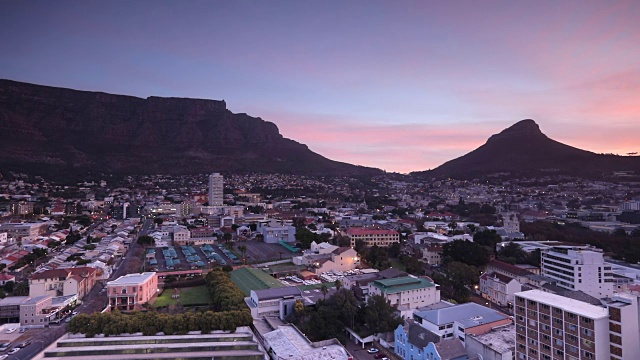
208;173;224;206
368;276;440;317
346;227;400;247
541;246;614;298
107;272;158;311
515;290;609;360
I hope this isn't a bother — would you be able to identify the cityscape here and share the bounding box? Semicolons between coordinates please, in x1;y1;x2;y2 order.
1;2;640;360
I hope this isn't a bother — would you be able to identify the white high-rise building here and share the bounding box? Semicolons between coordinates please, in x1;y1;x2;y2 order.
541;245;613;298
208;173;224;206
515;290;640;360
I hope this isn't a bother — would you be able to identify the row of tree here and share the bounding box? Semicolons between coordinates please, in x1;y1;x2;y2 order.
69;309;253;337
205;269;249;312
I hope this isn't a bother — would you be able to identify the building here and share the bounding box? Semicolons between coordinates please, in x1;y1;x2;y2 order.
346;227;400;247
34;328;264;360
514;290;608;360
479;272;522;308
465;324;515;360
29;267;98;300
172;225;191;246
262;324;350;360
258;221;296;243
0;296;26;324
107;272;158;311
247;287;303;319
486;260;535;284
0;222;48;240
10;201;34;215
20;295;52;327
413;302;512;342
208;173;224;206
605;292;640;360
295;247;360;275
541;245;614;298
0;273;15;286
394;322;467;360
368;276;440;317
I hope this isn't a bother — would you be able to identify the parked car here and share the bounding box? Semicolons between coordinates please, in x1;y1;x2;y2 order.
367;348;379;354
72;311;79;316
374;354;385;359
17;340;31;348
4;328;16;334
7;348;19;355
19;327;26;333
0;354;8;360
0;342;11;350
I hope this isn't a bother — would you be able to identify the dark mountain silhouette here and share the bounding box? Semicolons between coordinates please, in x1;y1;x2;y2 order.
414;119;640;179
0;79;381;178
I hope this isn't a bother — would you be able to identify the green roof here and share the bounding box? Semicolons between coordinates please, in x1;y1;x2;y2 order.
230;267;285;296
371;276;435;294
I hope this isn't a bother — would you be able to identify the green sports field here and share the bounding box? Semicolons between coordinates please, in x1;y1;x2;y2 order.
230;267;285;296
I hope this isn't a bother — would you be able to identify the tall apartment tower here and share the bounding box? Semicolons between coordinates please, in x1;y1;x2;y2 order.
208;173;224;206
515;290;609;360
541;246;614;298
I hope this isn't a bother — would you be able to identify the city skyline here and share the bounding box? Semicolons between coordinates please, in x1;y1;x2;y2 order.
1;1;639;173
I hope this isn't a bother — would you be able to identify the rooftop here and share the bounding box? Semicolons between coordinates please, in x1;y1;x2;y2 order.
263;325;349;360
108;272;156;286
467;324;515;354
346;228;398;236
372;276;435;294
515;290;608;319
414;302;509;326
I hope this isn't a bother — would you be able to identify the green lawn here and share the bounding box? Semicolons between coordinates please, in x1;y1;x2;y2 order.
152;285;212;308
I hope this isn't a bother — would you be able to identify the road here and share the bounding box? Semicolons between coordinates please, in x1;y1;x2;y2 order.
7;218;154;360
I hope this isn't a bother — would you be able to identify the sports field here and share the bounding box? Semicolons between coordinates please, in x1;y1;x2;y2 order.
230;267;285;296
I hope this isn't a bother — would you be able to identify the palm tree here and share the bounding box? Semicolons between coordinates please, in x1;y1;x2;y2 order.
238;245;247;264
335;279;343;292
320;284;328;299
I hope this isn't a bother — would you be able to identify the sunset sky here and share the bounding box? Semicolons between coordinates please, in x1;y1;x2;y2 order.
2;1;639;173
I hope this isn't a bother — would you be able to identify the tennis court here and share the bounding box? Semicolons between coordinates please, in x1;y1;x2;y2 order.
230;267;285;296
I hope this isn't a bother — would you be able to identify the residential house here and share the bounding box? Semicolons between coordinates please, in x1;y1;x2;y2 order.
107;272;158;311
29;267;97;300
394;322;467;360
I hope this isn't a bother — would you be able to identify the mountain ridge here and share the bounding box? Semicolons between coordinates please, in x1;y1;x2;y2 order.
0;79;382;178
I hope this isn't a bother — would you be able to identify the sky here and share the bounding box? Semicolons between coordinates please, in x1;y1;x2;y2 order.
1;1;639;173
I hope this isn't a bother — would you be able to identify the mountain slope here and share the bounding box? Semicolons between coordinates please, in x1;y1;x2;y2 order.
0;79;381;177
415;119;640;179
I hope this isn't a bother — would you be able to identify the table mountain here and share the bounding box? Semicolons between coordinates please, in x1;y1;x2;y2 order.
414;119;640;179
0;79;381;178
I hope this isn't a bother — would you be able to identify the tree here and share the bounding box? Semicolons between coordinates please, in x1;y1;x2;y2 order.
137;235;155;246
320;284;329;299
473;230;502;249
294;227;319;249
362;295;403;334
497;242;528;264
153;217;163;226
354;239;367;254
222;233;233;243
238;245;247;264
387;242;401;258
442;240;488;267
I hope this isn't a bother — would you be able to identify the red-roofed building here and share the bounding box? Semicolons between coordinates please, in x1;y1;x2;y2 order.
346;227;400;247
29;267;97;299
0;273;15;285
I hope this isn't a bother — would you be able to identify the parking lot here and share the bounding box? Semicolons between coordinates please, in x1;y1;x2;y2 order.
148;241;300;271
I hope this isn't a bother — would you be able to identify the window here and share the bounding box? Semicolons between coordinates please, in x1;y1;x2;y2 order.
583;328;593;337
582;317;592;325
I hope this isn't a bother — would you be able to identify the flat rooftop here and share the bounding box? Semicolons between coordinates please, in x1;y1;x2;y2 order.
515;290;608;319
467;324;515;354
108;272;156;286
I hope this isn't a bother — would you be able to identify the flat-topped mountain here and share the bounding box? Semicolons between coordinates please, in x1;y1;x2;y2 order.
0;80;381;178
415;119;640;179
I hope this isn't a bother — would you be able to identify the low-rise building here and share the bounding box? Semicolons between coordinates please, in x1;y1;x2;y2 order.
368;276;440;318
107;272;158;311
394;322;467;360
413;302;512;342
263;324;350;360
479;271;522;308
346;227;400;247
29;267;98;300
